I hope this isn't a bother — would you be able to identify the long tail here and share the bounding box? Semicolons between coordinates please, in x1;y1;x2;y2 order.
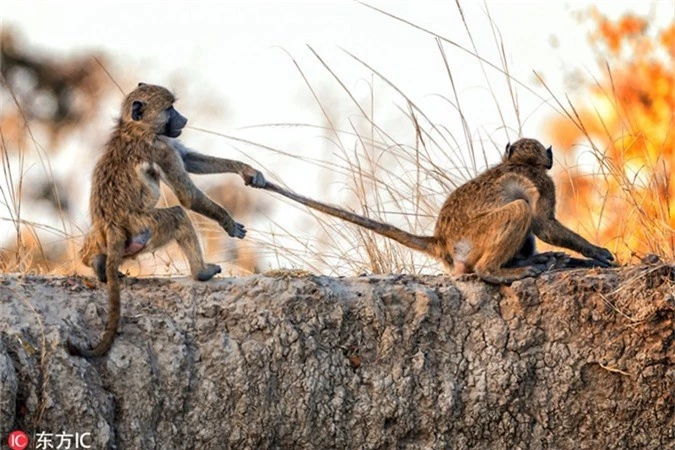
263;181;436;255
68;228;122;357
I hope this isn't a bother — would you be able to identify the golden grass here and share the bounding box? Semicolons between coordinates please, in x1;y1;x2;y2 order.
1;4;671;277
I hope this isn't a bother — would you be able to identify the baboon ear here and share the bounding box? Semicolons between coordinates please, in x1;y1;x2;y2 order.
505;142;513;158
131;101;144;121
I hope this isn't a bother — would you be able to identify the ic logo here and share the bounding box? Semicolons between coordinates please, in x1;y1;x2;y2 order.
8;431;29;450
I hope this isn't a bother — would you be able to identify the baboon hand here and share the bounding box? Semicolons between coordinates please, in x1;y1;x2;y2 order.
224;221;247;239
241;167;266;188
582;245;614;265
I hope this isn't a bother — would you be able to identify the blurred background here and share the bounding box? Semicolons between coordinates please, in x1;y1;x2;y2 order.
1;0;673;277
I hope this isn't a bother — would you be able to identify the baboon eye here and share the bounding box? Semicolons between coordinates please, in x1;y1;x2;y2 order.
505;142;513;158
138;82;146;87
131;101;144;121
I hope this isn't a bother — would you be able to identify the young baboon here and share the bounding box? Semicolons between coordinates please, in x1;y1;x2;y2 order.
263;138;613;283
71;82;265;357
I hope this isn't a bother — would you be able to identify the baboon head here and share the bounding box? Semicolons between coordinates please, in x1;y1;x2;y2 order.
120;82;187;137
504;138;553;170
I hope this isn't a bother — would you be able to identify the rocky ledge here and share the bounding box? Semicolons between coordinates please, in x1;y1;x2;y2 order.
0;265;673;449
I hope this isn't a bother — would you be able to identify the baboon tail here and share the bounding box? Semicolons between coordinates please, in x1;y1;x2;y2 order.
67;227;123;358
264;182;436;255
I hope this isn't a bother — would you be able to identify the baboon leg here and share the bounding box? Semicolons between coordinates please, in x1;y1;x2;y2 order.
504;233;536;267
79;231;99;267
558;256;611;269
476;265;546;284
469;200;545;284
82;229;150;283
505;251;571;269
80;230;112;282
145;206;221;281
506;251;608;271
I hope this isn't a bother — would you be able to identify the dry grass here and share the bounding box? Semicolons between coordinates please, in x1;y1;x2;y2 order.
1;3;671;278
0;75;74;275
541;12;674;263
538;70;674;263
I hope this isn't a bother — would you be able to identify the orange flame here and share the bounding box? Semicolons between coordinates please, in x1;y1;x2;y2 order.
547;12;675;262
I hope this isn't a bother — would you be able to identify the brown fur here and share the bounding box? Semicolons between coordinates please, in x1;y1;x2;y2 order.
264;138;613;283
71;83;264;357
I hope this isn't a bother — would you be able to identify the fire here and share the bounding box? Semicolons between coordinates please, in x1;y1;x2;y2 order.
547;11;675;262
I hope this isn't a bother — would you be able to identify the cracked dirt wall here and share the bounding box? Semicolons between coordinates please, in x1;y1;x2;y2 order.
0;265;674;449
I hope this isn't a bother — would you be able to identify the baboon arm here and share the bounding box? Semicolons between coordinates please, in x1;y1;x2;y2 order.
183;152;250;174
532;217;591;253
531;181;613;265
153;143;237;230
166;139;265;187
169;139;249;174
530;189;594;256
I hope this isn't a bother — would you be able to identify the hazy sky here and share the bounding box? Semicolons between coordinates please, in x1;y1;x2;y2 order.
4;1;670;133
1;1;672;273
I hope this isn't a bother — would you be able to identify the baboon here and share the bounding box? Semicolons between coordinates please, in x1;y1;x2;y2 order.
71;82;265;357
263;138;613;283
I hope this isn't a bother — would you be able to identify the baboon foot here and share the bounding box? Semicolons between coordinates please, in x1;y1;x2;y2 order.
196;263;222;281
561;257;612;269
525;263;548;277
92;254;125;283
506;251;570;269
477;263;547;284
